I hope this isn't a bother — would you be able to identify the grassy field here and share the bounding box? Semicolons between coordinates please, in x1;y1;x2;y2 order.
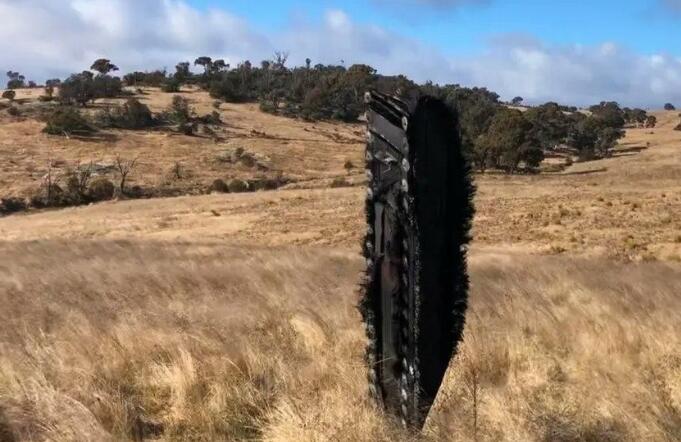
0;87;366;198
1;89;681;441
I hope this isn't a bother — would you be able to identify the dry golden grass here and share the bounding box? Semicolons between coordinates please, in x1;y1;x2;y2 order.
2;88;681;440
0;87;365;197
1;242;680;441
3;90;680;260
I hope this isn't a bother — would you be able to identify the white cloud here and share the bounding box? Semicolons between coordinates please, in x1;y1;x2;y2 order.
0;0;270;79
451;39;681;107
1;0;680;107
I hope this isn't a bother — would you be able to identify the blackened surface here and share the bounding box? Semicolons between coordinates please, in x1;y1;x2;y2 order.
409;96;474;425
360;91;474;430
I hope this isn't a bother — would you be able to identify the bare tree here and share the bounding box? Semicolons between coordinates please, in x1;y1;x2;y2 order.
43;158;56;205
114;155;138;194
67;161;94;197
273;51;289;70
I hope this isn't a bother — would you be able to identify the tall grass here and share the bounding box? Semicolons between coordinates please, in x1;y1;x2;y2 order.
1;241;680;441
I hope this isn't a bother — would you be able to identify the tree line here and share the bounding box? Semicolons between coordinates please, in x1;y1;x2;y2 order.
4;55;670;173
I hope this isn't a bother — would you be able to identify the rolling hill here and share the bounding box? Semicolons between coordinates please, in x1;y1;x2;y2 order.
1;88;681;441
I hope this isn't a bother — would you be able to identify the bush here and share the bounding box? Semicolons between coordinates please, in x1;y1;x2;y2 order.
248;175;286;191
674;123;681;131
2;90;16;101
229;147;243;161
95;99;154;129
88;178;115;201
7;106;20;117
161;95;198;135
93;75;123;99
43;108;94;136
59;73;95;105
209;75;252;103
179;122;198;136
201;125;217;138
227;179;249;193
259;100;277;114
209;179;229;193
0;197;27;215
123;70;167;87
238;152;256;168
59;72;122;105
122;99;154;128
161;78;181;93
29;183;65;208
198;111;221;125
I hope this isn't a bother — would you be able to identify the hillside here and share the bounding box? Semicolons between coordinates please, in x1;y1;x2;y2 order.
0;87;366;199
1;89;681;441
1;91;679;260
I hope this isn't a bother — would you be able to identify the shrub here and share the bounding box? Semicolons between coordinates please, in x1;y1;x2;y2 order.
198;111;221;125
123;70;167;87
121;99;154;128
7;106;20;117
208;74;253;103
232;147;245;161
29;183;65;208
93;75;123;98
170;96;191;119
43;108;94;136
212;100;222;110
179;122;198;136
161;78;181;93
2;90;16;101
88;178;115;201
227;179;249;193
59;73;95;105
95;98;154;129
0;197;27;215
674;123;681;131
201;125;217;138
249;175;285;191
209;179;229;193
65;174;82;197
259;100;276;114
62;163;100;204
161;95;198;135
128;185;145;198
59;72;122;105
238;152;256;168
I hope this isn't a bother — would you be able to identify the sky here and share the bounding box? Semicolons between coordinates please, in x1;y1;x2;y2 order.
1;0;681;107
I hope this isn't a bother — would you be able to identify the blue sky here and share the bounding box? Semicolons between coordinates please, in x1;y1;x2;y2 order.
1;0;681;107
190;0;681;55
